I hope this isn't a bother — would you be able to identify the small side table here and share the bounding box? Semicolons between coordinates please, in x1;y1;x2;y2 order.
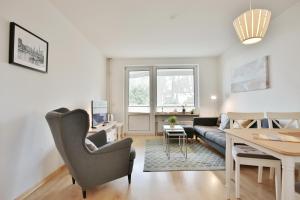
163;125;187;160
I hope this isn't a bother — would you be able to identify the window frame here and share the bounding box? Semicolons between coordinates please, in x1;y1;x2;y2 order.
127;70;151;113
125;65;199;114
153;65;199;112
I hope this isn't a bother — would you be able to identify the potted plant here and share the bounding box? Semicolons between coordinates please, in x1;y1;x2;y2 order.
168;116;177;128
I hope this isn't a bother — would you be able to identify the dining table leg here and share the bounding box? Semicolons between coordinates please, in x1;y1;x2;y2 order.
281;156;295;200
225;134;233;199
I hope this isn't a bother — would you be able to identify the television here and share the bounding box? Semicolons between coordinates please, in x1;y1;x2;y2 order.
91;100;108;128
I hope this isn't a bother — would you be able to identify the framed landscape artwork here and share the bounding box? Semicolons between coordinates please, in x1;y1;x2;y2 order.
231;56;269;93
9;22;48;73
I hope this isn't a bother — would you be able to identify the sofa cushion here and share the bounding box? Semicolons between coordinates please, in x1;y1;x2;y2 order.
194;126;220;137
204;131;226;147
233;145;279;160
261;118;280;128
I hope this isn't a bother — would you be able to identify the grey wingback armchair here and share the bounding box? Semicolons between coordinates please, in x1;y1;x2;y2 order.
45;108;135;199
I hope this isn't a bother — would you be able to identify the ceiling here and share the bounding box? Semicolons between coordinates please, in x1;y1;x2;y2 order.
50;0;299;58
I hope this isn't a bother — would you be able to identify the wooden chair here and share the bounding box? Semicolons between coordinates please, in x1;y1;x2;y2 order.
267;112;300;129
267;112;300;185
227;112;281;200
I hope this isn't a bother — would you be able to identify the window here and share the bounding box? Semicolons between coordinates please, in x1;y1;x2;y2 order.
156;68;195;112
126;66;198;114
128;71;150;113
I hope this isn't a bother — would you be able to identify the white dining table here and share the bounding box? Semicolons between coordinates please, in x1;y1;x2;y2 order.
225;128;300;200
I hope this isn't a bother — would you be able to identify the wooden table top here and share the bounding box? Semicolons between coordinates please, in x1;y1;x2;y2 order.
225;128;300;156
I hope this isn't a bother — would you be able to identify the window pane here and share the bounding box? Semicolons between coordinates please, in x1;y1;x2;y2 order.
157;68;194;109
128;71;150;113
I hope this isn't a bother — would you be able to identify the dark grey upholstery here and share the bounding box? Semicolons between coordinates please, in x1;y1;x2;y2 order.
45;108;135;198
193;117;226;154
205;131;226;147
193;117;280;155
182;125;195;138
194;126;221;137
193;117;219;127
232;145;278;160
296;182;300;194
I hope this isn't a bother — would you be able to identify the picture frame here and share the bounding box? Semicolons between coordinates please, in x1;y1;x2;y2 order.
231;56;269;93
9;22;49;73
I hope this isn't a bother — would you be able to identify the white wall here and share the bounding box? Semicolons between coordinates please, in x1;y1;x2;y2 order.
110;57;220;125
220;2;300;113
0;0;106;199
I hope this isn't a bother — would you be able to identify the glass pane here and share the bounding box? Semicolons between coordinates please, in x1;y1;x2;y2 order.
128;71;150;113
157;68;194;110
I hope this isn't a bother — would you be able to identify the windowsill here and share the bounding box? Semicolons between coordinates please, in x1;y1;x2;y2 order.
155;112;199;116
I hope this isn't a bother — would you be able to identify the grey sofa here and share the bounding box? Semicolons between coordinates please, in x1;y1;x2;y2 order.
45;108;135;199
193;117;277;155
193;117;226;154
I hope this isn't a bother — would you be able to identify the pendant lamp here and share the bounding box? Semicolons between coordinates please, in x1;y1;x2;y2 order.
233;0;271;45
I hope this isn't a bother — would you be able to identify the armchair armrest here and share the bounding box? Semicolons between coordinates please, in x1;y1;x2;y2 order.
193;117;218;126
93;138;133;154
87;130;107;147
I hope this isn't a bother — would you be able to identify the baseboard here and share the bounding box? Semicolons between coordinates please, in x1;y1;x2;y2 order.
16;165;67;200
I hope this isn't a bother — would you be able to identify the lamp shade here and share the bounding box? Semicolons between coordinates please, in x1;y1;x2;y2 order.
233;9;271;45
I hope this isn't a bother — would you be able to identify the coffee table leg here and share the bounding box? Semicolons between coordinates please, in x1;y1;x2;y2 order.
185;135;187;159
164;130;166;152
167;134;170;159
180;136;183;150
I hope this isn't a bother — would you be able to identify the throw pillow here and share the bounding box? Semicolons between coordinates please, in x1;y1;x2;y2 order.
218;113;230;130
85;138;98;152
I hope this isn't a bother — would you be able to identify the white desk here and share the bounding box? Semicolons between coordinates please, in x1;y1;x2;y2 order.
88;121;124;142
225;129;300;200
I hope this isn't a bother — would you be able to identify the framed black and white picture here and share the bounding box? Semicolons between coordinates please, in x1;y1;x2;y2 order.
9;22;48;73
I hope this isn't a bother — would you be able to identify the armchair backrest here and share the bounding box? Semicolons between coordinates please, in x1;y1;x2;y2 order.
227;112;264;129
45;108;90;183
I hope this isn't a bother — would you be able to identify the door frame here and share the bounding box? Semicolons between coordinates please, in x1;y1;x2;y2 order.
124;64;199;135
124;66;155;135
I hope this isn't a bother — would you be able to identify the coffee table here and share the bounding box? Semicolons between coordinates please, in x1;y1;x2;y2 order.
163;125;187;160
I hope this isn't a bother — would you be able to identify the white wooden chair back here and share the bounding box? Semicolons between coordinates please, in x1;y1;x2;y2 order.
267;112;300;129
227;112;264;129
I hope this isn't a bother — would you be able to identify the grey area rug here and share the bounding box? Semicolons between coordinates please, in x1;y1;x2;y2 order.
144;139;225;172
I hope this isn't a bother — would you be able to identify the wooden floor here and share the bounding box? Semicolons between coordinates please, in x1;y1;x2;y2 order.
25;136;288;200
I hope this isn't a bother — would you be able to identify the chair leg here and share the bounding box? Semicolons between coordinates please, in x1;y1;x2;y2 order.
82;190;86;199
269;167;275;179
258;166;263;183
235;160;240;199
128;174;131;184
275;166;281;200
72;177;75;184
231;159;235;180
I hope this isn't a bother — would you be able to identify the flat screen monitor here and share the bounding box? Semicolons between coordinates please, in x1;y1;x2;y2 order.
91;100;108;128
